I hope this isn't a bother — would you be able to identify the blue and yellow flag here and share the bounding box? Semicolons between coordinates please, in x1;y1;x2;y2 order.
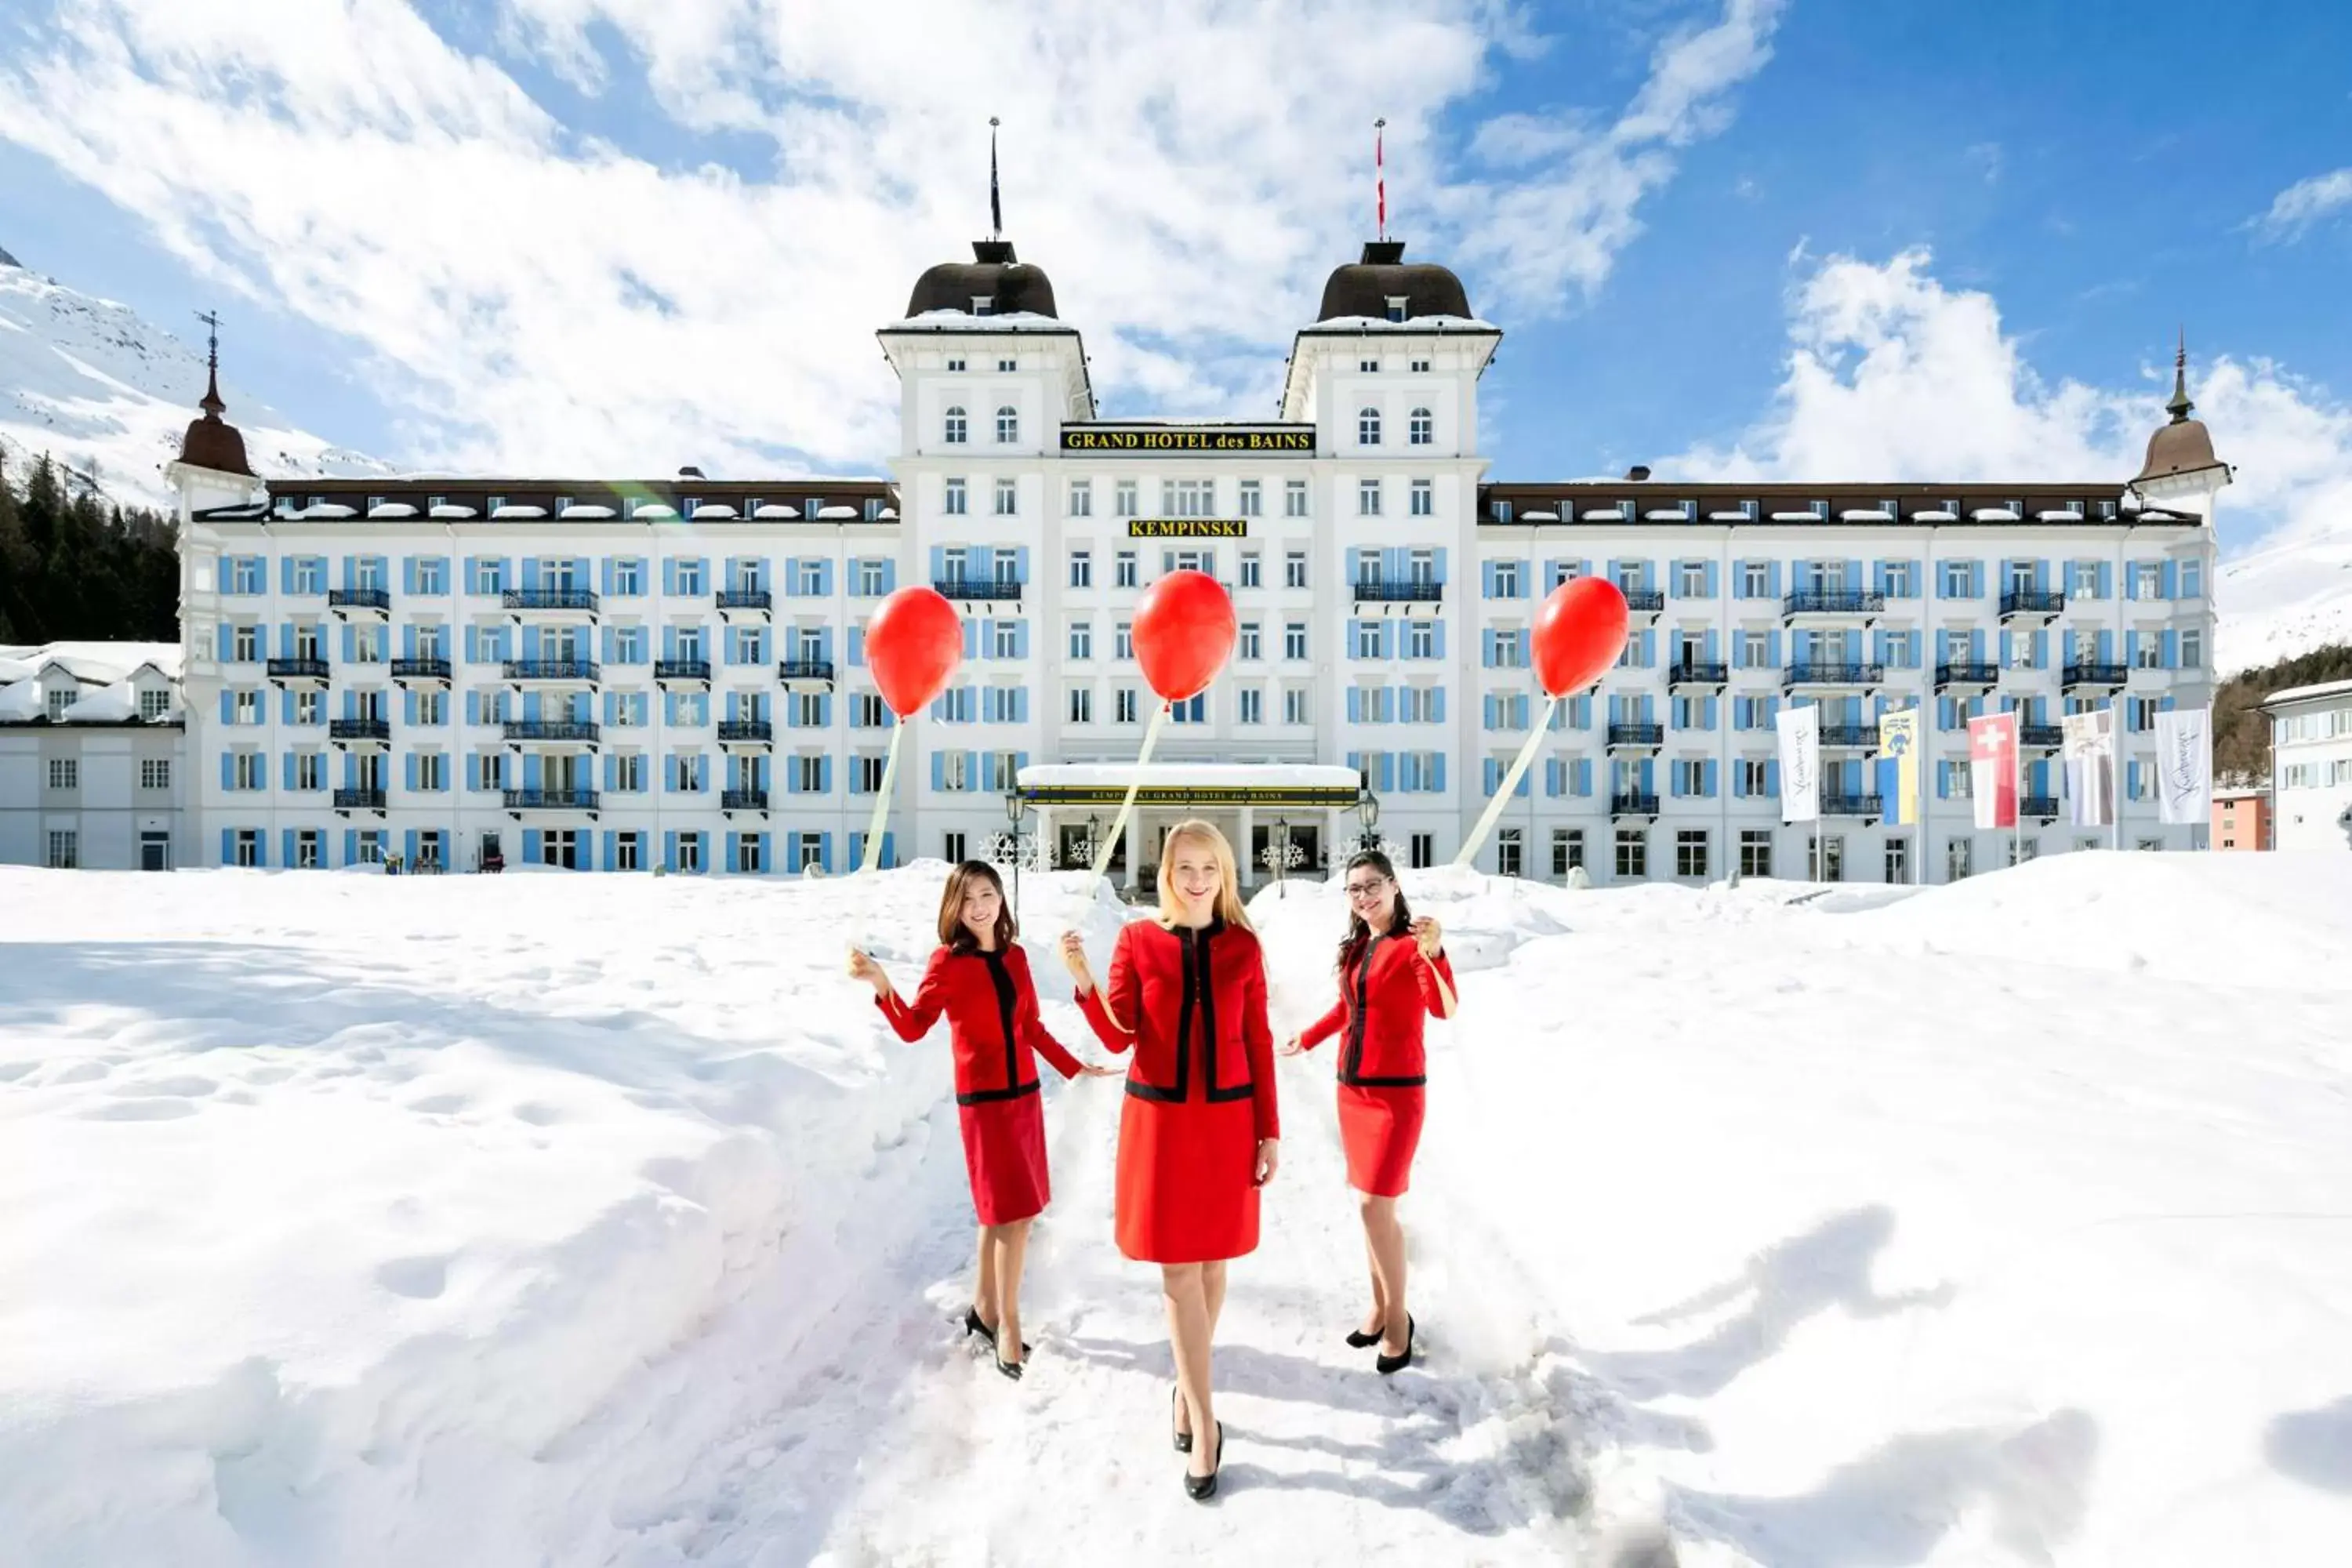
1877;706;1921;826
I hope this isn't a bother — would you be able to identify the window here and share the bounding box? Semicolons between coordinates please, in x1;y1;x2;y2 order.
1354;622;1383;659
1737;631;1771;670
1116;480;1139;518
1406;407;1434;446
478;750;504;792
45;829;78;869
675;559;704;596
139;758;171;790
944;477;967;516
994;477;1017;516
2008;835;2040;867
1738;758;1771;797
1614;829;1647;879
1552;829;1585;877
1492;560;1521;599
1811;834;1846;881
1238;687;1263;724
1069;686;1094;724
1116;688;1139;724
997;358;1016;372
792;755;826;791
1739;829;1773;878
1496;828;1523;878
140;688;172;720
946;358;965;372
1358;478;1382;517
2132;563;2163;601
1882;561;1916;598
1240;552;1262;589
1240;622;1262;660
1491;628;1526;668
943;831;967;863
1069;550;1092;589
673;752;706;792
1109;621;1131;661
232;752;263;790
1070;621;1094;659
1946;838;1973;881
2134;635;2162;670
854;754;887;793
944;405;967;444
1676;830;1710;879
1678;562;1707;597
1283;688;1310;724
1406;621;1435;659
296;752;324;790
417;689;447;726
1672;758;1708;797
1359;358;1381;373
1068;480;1093;517
1165;479;1215;518
1885;837;1911;885
228;623;258;662
1410;479;1433;517
1286;552;1308;590
996;406;1018;444
1238;481;1262;517
1285;479;1308;517
2126;697;2158;734
233;829;260;868
417;752;447;791
1940;561;1974;598
47;757;77;789
677;833;703;873
613;753;644;793
1116;551;1138;589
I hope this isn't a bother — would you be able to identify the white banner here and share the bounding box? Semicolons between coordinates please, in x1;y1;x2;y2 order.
1776;704;1820;824
2154;706;2213;826
2061;708;2115;829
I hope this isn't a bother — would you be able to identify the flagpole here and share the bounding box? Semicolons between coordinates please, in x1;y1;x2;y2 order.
2012;712;2022;868
1374;118;1386;240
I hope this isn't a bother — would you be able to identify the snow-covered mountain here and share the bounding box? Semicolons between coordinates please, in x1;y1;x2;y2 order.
0;246;390;514
2217;512;2352;673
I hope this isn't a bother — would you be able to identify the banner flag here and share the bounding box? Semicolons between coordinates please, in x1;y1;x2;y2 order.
1968;711;2019;829
2062;707;2116;829
1776;704;1820;824
2155;706;2213;826
1877;706;1921;826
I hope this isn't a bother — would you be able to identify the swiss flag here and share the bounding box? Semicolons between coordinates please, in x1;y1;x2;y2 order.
1968;712;2019;829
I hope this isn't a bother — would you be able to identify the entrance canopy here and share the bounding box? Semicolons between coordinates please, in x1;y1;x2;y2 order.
1016;763;1361;809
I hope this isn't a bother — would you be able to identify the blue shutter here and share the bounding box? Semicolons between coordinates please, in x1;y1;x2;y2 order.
1378;753;1395;792
523;829;542;863
2161;630;2179;668
219;750;234;789
1432;689;1446;723
1349;688;1363;723
663;830;678;870
1432;753;1446;793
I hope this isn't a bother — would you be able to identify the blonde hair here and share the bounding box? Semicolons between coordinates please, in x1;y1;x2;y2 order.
1156;818;1254;933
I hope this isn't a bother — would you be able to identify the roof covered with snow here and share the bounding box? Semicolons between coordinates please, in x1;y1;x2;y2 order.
2263;677;2352;710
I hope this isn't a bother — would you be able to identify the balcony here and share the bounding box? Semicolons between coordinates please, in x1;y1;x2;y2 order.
1350;579;1443;605
721;787;770;815
332;787;386;815
1821;793;1884;820
1819;724;1878;750
2062;661;2127;691
328;717;390;748
1666;660;1729;691
1998;590;2066;623
1610;791;1660;819
1782;662;1885;691
1782;590;1886;623
1934;661;1998;692
716;588;773;619
2020;724;2064;752
934;576;1025;603
390;656;452;685
717;720;773;748
1606;722;1664;753
503;720;601;748
326;587;390;619
501;588;599;619
265;656;330;686
502;788;601;817
2020;794;2062;821
654;659;712;689
1621;589;1665;622
503;659;601;685
778;659;837;688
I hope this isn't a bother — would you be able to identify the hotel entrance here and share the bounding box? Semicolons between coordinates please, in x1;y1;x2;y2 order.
1017;764;1363;898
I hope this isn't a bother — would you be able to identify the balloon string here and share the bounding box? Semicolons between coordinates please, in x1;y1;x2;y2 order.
1083;699;1172;900
859;717;906;874
1452;694;1560;869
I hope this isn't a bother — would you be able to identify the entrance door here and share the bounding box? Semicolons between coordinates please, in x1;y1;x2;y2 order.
140;832;170;871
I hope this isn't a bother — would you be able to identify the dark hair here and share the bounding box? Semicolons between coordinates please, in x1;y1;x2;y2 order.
938;861;1018;953
1336;848;1410;973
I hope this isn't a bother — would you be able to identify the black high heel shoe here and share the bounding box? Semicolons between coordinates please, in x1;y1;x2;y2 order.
962;1308;1029;1356
1171;1385;1192;1453
995;1354;1024;1381
1184;1421;1224;1501
1345;1322;1385;1350
1375;1316;1416;1376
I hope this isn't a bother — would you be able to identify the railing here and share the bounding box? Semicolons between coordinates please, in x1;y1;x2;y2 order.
2062;662;2127;688
503;659;601;682
722;788;770;811
390;657;451;682
332;787;385;811
327;587;390;613
1819;724;1878;748
1998;590;2066;618
501;588;600;613
1782;590;1886;617
1821;793;1885;817
266;657;330;681
502;720;600;744
328;717;390;742
502;788;601;811
1621;590;1666;614
2020;795;2062;819
654;659;712;683
717;720;773;743
1606;722;1664;749
1934;661;1998;687
778;659;837;684
1782;662;1886;685
933;577;1025;601
1350;579;1444;603
716;589;773;612
1610;791;1660;816
2020;724;2064;750
1666;661;1729;686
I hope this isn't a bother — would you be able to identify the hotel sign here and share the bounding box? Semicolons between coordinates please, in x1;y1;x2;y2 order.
1021;785;1361;808
1061;423;1315;455
1127;519;1248;539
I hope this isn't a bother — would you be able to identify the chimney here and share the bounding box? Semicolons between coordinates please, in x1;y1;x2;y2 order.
1625;464;1652;481
678;465;706;480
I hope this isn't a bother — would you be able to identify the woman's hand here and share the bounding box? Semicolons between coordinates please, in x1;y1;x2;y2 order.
1410;916;1444;960
1254;1138;1281;1187
1058;930;1096;993
847;946;891;998
1079;1062;1122;1078
1275;1034;1305;1057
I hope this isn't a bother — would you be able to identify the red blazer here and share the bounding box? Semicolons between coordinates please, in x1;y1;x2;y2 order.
1077;917;1279;1141
877;943;1083;1104
1297;932;1457;1087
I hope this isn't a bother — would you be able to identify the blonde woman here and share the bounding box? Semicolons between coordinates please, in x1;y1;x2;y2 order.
1060;821;1279;1501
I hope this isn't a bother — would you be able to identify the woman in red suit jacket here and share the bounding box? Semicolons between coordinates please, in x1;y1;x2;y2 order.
1280;848;1456;1375
1060;819;1277;1501
850;861;1115;1381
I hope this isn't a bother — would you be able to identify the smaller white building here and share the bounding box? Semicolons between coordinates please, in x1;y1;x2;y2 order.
2264;677;2352;852
0;642;187;869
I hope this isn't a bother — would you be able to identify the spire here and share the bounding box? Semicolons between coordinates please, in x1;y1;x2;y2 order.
197;308;225;416
989;117;1003;241
176;307;253;477
2166;326;2194;423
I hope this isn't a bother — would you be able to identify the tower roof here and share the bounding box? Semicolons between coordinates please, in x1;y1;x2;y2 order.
1314;241;1473;322
176;313;253;478
2132;334;2224;489
906;239;1059;319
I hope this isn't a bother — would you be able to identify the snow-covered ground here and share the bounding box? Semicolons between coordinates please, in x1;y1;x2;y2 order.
5;855;2350;1565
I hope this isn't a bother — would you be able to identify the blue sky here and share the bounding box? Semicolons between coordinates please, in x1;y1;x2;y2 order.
2;0;2348;515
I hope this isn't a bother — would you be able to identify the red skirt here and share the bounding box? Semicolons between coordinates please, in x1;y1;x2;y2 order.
958;1092;1051;1226
1338;1083;1425;1198
1114;1093;1261;1264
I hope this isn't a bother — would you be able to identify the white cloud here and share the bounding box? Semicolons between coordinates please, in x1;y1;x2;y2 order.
0;0;1782;479
1668;248;2352;670
2254;167;2352;243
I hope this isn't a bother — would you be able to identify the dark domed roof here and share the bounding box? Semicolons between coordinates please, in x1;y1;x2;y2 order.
906;239;1058;319
177;366;253;477
2132;343;2226;488
1316;241;1473;322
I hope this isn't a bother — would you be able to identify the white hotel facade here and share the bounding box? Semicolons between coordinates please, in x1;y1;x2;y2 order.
165;235;2227;885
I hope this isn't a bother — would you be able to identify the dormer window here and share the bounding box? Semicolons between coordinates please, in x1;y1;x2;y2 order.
997;358;1017;372
1410;358;1432;373
1385;296;1408;323
946;357;966;372
972;296;994;314
1359;358;1380;373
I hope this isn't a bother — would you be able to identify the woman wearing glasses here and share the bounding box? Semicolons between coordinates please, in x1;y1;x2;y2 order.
1279;848;1455;1374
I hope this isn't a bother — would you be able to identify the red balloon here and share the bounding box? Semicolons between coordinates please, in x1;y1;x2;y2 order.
1131;568;1236;703
1533;576;1630;698
865;586;964;717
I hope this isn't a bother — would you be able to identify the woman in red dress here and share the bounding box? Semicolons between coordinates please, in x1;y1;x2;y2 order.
850;861;1116;1380
1279;848;1455;1375
1060;819;1278;1501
